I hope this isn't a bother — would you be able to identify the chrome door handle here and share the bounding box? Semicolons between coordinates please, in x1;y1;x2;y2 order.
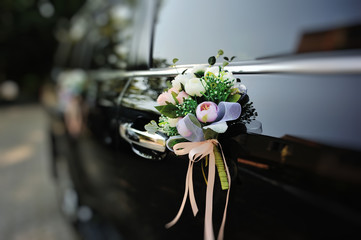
119;122;167;153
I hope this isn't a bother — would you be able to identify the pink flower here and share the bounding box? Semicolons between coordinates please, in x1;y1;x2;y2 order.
176;118;192;137
196;101;218;123
157;92;175;105
176;91;189;104
168;87;179;95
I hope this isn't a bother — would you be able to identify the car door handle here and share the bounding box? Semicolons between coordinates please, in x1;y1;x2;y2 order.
119;122;167;153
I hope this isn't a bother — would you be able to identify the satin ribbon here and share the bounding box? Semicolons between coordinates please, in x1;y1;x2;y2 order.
165;139;231;240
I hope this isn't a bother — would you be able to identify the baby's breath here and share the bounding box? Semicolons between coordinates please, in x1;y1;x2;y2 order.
202;73;234;104
176;98;198;117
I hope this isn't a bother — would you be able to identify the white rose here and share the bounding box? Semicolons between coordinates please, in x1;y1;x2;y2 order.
205;66;220;77
191;65;207;75
171;73;193;91
168;117;180;127
185;78;205;97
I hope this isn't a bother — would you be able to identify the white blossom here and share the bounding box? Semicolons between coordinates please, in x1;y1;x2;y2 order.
168;117;180;127
205;66;220;77
185;78;205;97
171;73;193;91
190;65;207;75
222;72;236;82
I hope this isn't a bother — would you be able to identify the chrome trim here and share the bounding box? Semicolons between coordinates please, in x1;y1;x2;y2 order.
119;123;166;153
92;53;361;81
227;55;361;74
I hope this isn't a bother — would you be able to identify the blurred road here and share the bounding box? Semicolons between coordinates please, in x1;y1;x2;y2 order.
0;104;76;240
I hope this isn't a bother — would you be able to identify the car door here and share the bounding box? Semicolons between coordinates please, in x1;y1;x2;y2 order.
114;0;361;239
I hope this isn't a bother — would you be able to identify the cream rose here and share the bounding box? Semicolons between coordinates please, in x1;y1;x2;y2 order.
205;66;220;77
171;73;193;91
184;78;205;97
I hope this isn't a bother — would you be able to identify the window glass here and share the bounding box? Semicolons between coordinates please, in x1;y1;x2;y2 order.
153;0;361;66
121;76;168;112
56;0;138;70
89;1;137;70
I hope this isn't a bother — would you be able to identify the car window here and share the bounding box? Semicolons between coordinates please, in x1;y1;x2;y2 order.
152;0;361;66
89;1;137;70
54;0;138;70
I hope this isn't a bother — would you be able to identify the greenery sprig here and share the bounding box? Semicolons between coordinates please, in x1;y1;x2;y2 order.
201;74;233;104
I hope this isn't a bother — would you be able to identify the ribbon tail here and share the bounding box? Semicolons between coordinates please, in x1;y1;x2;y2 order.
217;143;231;240
165;159;193;228
188;160;199;216
204;151;216;240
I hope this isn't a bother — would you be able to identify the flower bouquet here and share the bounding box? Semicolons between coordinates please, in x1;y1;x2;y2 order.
145;50;258;240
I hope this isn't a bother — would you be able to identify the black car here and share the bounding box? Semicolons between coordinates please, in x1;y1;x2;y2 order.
46;0;361;239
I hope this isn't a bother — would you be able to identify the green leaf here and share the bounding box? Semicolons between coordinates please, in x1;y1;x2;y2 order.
166;81;172;88
182;68;188;75
155;104;179;118
167;137;188;149
230;56;236;61
208;56;216;66
223;56;229;61
227;94;241;103
222;61;229;67
203;128;218;140
144;120;159;134
172;58;179;64
218;49;224;56
170;91;179;104
194;71;204;78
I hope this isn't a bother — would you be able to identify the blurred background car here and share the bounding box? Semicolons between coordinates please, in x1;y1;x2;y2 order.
4;0;361;239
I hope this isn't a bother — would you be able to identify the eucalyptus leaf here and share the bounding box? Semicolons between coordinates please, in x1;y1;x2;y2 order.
231;56;236;61
218;49;224;56
194;71;204;78
222;62;229;67
208;56;216;66
182;68;188;75
223;57;229;61
172;58;179;64
227;93;241;103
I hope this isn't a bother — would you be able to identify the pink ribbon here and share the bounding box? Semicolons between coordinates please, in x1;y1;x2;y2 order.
165;139;231;240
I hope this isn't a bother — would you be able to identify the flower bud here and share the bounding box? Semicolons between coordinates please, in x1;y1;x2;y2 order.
196;101;219;123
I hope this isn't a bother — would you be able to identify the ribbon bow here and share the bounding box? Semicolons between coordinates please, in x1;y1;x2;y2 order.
165;139;231;240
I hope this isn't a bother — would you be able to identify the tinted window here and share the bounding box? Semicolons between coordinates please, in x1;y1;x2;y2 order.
54;0;138;70
153;0;361;66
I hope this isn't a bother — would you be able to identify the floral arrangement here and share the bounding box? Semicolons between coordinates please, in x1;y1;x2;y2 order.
145;50;258;240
